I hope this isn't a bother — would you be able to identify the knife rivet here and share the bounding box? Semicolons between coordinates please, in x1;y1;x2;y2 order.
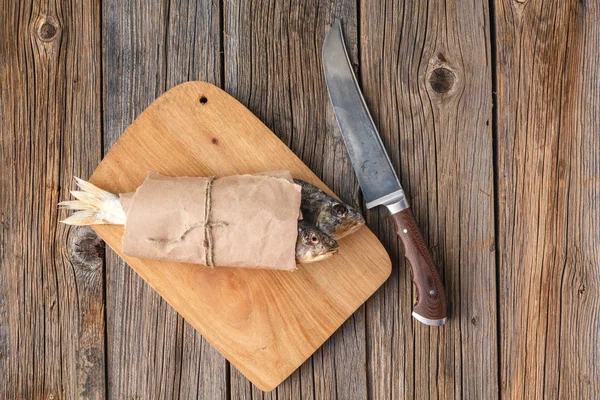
403;229;408;234
429;289;436;296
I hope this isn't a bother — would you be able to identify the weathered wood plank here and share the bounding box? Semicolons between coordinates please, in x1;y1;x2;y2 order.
0;0;105;398
361;0;498;398
166;3;226;399
225;0;365;397
496;0;600;398
102;0;225;398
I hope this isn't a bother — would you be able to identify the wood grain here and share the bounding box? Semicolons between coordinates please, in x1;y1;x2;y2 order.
360;0;498;398
4;0;599;396
224;1;368;397
496;0;600;397
90;81;391;392
0;0;105;398
101;0;226;398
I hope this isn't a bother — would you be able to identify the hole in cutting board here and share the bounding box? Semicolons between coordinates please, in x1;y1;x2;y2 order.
199;95;208;105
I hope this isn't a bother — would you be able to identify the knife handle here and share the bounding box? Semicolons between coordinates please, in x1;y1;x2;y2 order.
391;208;447;326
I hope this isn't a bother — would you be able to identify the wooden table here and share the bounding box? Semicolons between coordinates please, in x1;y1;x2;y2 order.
1;0;598;398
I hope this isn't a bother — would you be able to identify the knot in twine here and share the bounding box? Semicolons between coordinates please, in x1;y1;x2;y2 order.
147;176;227;267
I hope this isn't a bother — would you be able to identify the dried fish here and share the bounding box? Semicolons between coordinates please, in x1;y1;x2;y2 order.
294;179;365;239
59;178;339;264
295;221;339;263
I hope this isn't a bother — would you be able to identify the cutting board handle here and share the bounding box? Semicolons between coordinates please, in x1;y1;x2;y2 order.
390;208;447;326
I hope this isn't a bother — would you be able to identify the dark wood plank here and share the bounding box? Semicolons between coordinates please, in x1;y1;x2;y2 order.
361;0;498;398
496;0;600;397
225;0;365;397
102;0;225;398
0;0;105;398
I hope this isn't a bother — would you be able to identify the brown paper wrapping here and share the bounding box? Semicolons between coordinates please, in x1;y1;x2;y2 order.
120;171;301;270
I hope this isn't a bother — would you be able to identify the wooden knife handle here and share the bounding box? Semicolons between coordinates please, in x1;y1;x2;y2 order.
391;208;447;325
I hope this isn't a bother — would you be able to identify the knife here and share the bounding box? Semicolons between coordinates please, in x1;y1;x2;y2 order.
322;20;447;326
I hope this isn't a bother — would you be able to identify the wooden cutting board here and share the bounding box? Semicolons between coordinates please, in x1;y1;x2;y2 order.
90;81;391;391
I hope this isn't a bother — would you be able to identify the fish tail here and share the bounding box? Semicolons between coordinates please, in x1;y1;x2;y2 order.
59;178;126;225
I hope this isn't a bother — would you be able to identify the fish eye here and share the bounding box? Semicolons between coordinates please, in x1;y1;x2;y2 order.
310;234;320;244
332;204;347;217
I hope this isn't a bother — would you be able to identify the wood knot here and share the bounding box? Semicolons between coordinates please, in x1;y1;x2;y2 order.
68;226;104;271
429;67;455;93
471;316;478;326
39;22;58;40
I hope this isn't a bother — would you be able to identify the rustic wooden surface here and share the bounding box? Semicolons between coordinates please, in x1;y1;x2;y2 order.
1;0;598;398
360;1;498;398
496;0;600;398
1;1;105;398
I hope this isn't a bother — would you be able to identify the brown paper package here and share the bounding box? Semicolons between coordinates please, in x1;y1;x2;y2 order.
119;171;302;271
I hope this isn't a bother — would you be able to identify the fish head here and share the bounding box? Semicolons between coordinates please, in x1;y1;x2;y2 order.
317;200;365;239
296;223;339;263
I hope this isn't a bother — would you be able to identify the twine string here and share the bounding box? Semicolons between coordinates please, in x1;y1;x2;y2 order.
147;176;227;267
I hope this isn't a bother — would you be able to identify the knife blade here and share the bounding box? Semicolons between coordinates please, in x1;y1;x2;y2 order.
322;20;447;326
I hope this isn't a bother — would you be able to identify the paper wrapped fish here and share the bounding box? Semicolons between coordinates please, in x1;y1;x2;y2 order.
59;170;365;271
